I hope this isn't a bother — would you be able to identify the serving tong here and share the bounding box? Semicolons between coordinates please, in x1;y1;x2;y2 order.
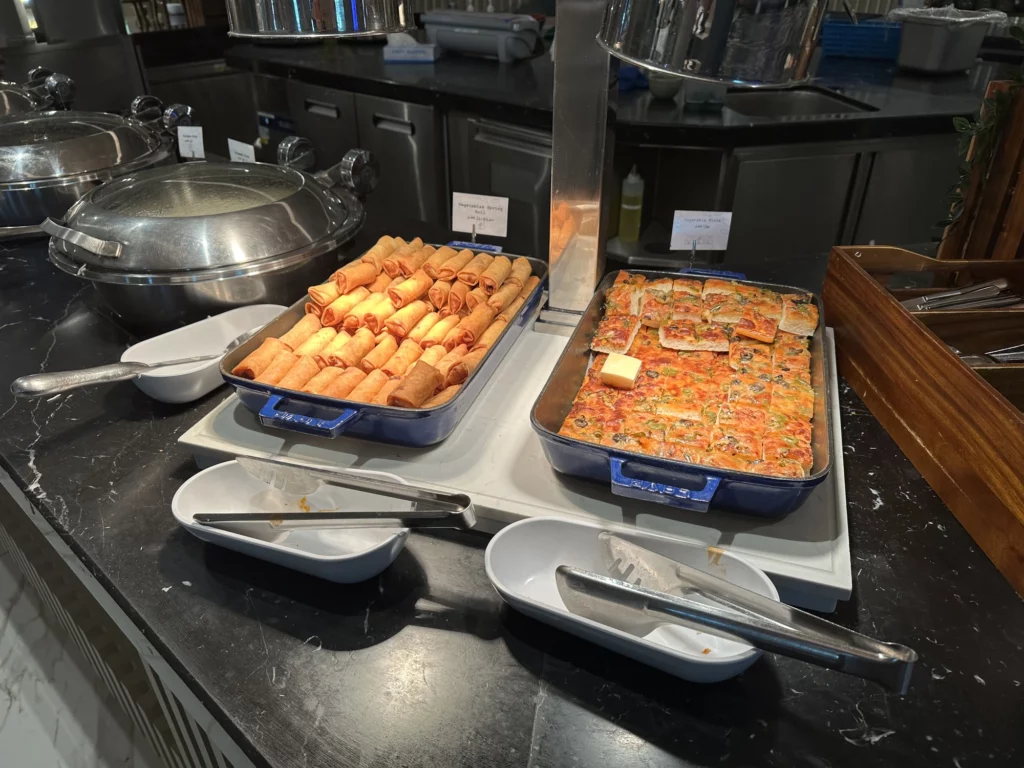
194;456;476;534
555;533;917;693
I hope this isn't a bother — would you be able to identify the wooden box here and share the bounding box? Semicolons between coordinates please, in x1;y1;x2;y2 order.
823;246;1024;595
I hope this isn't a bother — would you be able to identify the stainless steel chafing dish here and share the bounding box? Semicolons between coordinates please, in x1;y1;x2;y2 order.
0;96;192;239
46;142;377;330
0;68;74;118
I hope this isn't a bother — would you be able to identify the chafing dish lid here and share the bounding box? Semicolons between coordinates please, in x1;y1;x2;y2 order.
49;160;360;273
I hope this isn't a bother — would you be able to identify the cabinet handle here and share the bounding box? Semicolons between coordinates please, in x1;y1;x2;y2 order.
305;99;339;118
472;121;551;158
372;114;415;136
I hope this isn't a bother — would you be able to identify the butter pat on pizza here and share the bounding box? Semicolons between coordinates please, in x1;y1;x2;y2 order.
600;353;642;390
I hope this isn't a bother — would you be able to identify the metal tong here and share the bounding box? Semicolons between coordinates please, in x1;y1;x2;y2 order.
555;533;917;693
194;455;476;533
900;278;1020;311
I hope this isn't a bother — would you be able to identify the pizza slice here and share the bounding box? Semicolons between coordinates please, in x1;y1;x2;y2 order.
735;306;779;344
701;452;750;472
592;314;641;354
765;411;812;443
659;321;699;350
672;294;703;323
702;294;747;325
727;373;772;410
604;284;637;317
639;287;673;328
663;442;705;464
779;293;819;336
729;338;773;372
747;289;783;321
748;458;806;478
701;278;738;299
665;417;711;449
693;323;730;352
627;326;661;356
558;402;610;442
600;430;642;451
638;437;667;458
761;432;814;472
717;404;767;434
654;383;704;421
613;271;646;288
624;412;670;441
673;277;703;297
708;428;763;461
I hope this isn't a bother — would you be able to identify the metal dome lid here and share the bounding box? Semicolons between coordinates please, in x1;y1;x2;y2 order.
42;159;367;280
0;69;75;118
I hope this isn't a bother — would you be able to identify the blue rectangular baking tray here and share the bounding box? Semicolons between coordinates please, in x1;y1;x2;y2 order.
530;269;833;519
220;248;548;447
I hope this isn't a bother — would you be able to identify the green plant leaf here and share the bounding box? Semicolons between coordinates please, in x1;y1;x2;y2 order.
953;116;972;132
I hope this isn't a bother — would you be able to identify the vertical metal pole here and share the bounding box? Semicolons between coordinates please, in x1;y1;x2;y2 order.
547;0;615;315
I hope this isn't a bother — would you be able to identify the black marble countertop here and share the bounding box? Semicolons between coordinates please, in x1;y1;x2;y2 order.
227;42;1003;146
1;238;1023;768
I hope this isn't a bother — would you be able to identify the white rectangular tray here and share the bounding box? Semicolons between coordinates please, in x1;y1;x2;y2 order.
179;328;851;611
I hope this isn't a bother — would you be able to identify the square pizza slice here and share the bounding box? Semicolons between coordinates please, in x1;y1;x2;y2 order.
708;428;763;461
761;433;814;472
700;452;751;472
639;287;673;328
717;404;767;435
592;314;641;354
701;278;739;299
637;437;667;458
765;411;813;443
779;293;819;337
663;442;705;464
735;306;779;344
702;294;747;325
673;277;703;297
665;417;711;449
558;402;610;442
727;374;772;410
747;290;783;321
672;294;703;323
747;458;807;478
729;338;773;372
624;413;670;441
604;284;636;317
659;321;699;350
693;323;730;352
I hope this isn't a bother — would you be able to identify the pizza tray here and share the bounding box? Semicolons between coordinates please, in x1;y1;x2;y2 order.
530;270;831;519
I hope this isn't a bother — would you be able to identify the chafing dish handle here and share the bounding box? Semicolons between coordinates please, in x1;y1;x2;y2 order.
608;457;720;512
40;218;123;259
258;395;361;438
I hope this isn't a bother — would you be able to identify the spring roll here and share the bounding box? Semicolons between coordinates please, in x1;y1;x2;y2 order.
388;361;443;408
330;327;376;368
367;272;393;293
380;338;424;377
517;275;541;300
382;238;423;277
421;314;461;347
364;295;397;334
343;292;386;332
308;281;342;307
388;269;433;308
375;330;395;345
314;329;353;368
419;344;448;367
231;338;289;379
497;296;525;323
371;375;405;405
478;256;512;295
304;302;322;318
276;355;321;391
385;300;431;339
486;281;520;312
458;304;471;318
455;304;497;347
407;312;440;344
301;366;345;395
255;350;298;385
445;347;487;387
322;367;366;399
292;327;337;359
334;260;379;294
321;287;370;328
348;369;389;403
438;307;453;319
448;281;470;314
456;253;494;286
505;257;532;290
465;286;489;311
397;245;435;277
423;246;457;279
358;235;397;272
441;323;465;352
359;335;400;373
435;344;467;380
428;279;451;310
278;314;322;351
472;318;508;351
422;385;461;408
436;249;474;281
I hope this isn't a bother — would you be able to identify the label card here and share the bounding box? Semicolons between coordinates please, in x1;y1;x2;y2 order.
670;210;733;251
176;126;205;159
227;138;256;163
452;192;509;239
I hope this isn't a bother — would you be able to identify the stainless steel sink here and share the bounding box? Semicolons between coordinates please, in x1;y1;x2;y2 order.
725;88;877;117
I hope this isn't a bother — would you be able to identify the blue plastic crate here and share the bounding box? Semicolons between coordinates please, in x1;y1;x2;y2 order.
821;17;902;61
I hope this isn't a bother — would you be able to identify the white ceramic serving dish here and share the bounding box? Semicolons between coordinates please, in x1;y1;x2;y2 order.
485;517;779;683
122;304;285;403
171;460;410;583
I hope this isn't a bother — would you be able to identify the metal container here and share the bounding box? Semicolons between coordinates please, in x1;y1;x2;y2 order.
0;97;189;239
596;0;825;87
220;249;548;447
888;8;1005;74
0;68;74;118
225;0;413;39
530;269;833;519
46;154;371;329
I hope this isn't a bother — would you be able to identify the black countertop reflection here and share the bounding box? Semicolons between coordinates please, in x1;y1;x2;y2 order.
1;235;1022;767
228;42;1005;146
